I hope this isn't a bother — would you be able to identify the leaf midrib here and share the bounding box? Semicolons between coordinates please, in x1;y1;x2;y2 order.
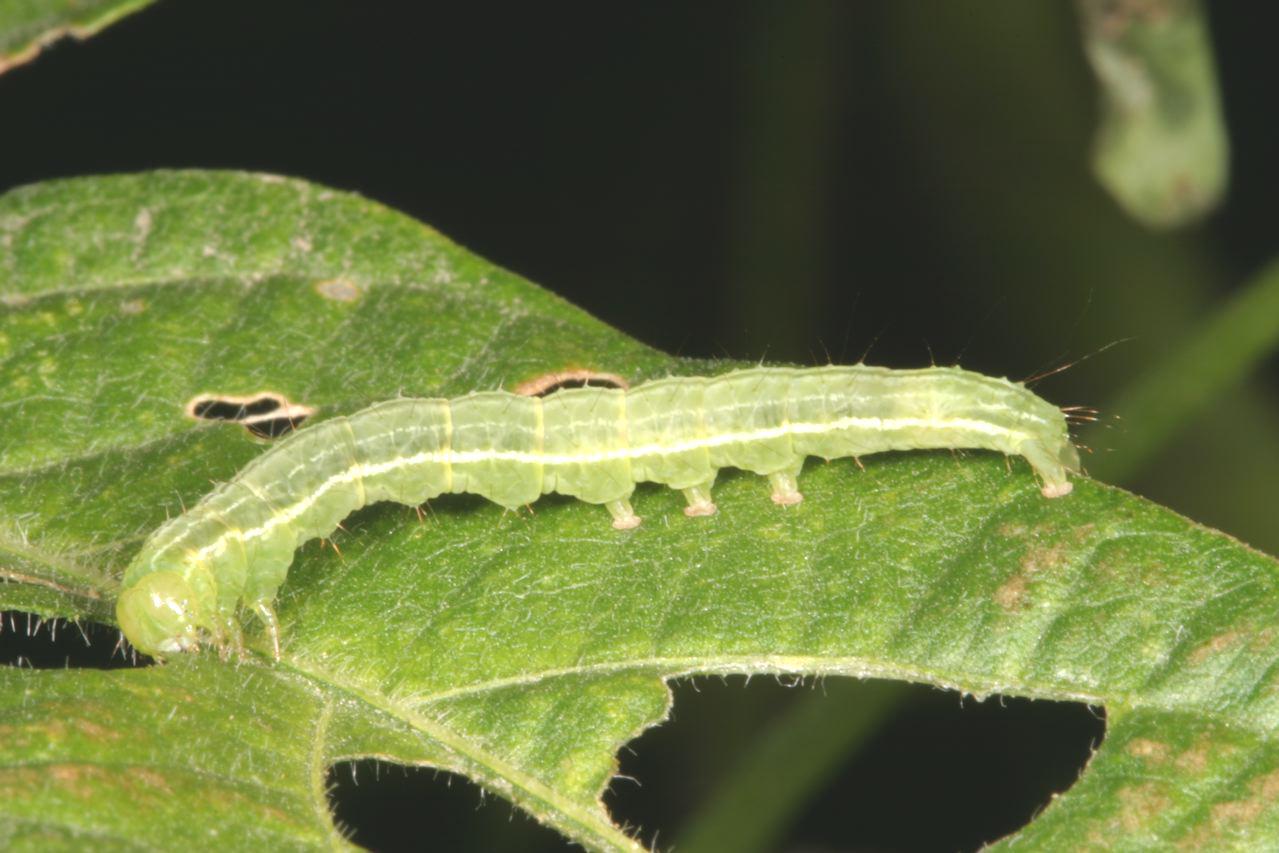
289;642;1279;737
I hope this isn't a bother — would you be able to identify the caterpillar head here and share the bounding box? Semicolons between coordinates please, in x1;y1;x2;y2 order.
116;570;203;657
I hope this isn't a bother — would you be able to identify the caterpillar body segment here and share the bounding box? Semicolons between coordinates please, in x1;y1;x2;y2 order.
116;365;1080;659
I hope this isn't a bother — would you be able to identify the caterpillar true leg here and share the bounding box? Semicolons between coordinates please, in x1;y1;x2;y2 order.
682;483;717;517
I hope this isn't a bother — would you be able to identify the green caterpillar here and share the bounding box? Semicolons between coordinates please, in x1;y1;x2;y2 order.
116;365;1080;659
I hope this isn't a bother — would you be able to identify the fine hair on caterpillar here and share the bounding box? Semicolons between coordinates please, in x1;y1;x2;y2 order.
116;364;1081;660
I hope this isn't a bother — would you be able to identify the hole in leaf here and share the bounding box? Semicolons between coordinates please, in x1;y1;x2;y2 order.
0;611;139;670
241;416;306;440
606;677;1105;851
191;396;283;419
185;392;315;439
514;369;629;397
327;761;573;852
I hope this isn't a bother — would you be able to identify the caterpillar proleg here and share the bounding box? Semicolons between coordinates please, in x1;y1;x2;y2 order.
116;365;1080;658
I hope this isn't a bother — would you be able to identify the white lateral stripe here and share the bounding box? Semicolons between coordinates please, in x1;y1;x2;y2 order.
194;415;1027;561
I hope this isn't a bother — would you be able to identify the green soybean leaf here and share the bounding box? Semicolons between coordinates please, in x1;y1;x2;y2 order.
0;0;157;74
3;172;1278;850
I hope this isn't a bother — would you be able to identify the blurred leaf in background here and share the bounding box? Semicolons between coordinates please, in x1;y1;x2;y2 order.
1078;0;1229;228
0;0;156;74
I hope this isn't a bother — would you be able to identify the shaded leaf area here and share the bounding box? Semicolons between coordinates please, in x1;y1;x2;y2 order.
0;0;156;74
0;660;346;849
2;172;1278;849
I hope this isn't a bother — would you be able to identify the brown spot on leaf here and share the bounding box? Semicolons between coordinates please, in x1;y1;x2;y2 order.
1254;769;1279;801
1189;630;1244;665
73;718;117;741
131;767;173;794
46;763;109;798
994;574;1029;611
1070;522;1097;544
314;278;361;302
1213;796;1266;825
1175;738;1214;774
995;540;1070;611
1117;783;1172;832
1021;542;1069;575
1126;737;1170;762
133;208;153;241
